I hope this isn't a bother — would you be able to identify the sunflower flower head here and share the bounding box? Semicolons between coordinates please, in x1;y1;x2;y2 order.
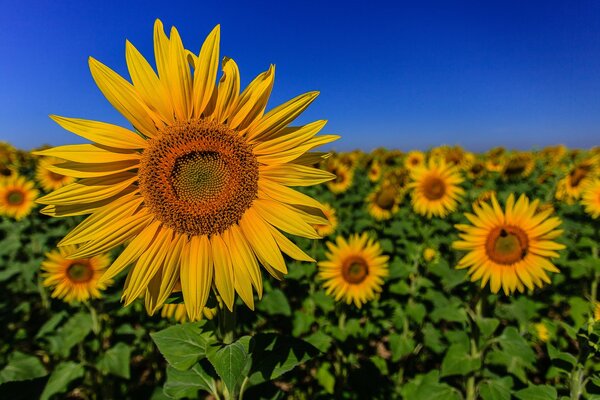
318;233;389;308
35;156;76;191
367;183;402;221
408;159;464;218
581;180;600;218
313;203;338;237
41;245;111;303
35;20;338;320
0;175;38;220
453;193;565;295
534;322;550;342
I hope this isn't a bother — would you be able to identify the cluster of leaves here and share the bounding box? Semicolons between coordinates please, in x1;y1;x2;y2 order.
1;147;600;399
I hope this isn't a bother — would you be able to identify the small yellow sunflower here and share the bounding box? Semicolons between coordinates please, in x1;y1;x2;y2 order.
534;322;549;342
423;247;437;262
404;150;425;170
326;161;353;194
35;157;76;191
453;194;565;295
318;233;389;307
581;180;600;218
0;175;39;220
556;158;598;203
367;184;402;221
35;20;337;320
408;159;464;218
313;203;338;237
368;160;382;182
41;245;111;303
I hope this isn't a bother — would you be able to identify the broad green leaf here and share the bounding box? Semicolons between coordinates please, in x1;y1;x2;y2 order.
316;363;335;394
476;317;500;338
96;342;132;379
40;361;84;400
304;331;333;353
207;336;252;397
35;312;67;339
163;364;217;399
150;322;216;371
0;351;47;384
440;344;481;377
479;377;513;400
45;312;93;357
389;333;415;361
400;371;461;400
256;289;291;316
514;384;557;400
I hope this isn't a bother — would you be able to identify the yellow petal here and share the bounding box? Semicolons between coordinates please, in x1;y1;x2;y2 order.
192;25;220;118
267;225;315;262
239;208;287;274
253;199;320;239
181;235;213;320
253;120;327;154
260;164;335;186
258;178;324;210
37;173;137;206
47;159;139;178
227;225;262;299
33;144;141;164
168;26;192;120
214;57;240;123
228;65;275;130
211;234;235;311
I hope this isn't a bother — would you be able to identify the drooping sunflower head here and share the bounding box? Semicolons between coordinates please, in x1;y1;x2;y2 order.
382;167;410;189
368;160;382;182
0;175;38;220
581;180;600;218
41;245;111;303
326;161;353;194
556;158;598;202
35;157;76;191
35;20;338;320
467;158;487;180
501;152;535;179
367;184;402;221
381;149;403;167
313;203;338;237
404;150;425;170
408;159;464;218
318;233;389;308
453;193;565;295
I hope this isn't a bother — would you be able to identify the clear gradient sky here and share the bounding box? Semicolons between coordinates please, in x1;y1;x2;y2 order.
1;0;599;151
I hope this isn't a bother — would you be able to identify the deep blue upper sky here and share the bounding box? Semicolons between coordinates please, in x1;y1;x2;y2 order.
1;0;599;151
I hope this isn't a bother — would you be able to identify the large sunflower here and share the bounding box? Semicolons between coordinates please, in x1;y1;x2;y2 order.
35;20;338;320
581;180;600;218
0;175;38;220
453;194;565;295
41;245;111;303
408;159;464;218
318;233;389;308
36;157;76;191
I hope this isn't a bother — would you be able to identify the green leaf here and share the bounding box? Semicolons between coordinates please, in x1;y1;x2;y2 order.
45;312;93;357
488;327;536;383
40;362;84;400
150;322;216;371
440;344;481;377
35;312;67;339
400;371;461;400
406;302;427;324
476;317;500;338
96;342;132;379
514;384;557;400
312;291;335;313
207;336;252;397
389;333;415;361
479;377;513;400
257;289;291;316
316;363;335;394
547;343;577;374
0;351;47;384
163;364;217;399
247;333;319;387
304;331;333;353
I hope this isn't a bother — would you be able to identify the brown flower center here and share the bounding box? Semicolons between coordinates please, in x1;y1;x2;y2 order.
67;261;94;283
138;119;259;236
375;187;397;210
485;225;529;265
569;165;591;187
422;176;446;200
6;189;24;205
342;256;369;284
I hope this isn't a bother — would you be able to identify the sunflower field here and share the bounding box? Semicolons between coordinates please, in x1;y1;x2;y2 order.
2;20;600;400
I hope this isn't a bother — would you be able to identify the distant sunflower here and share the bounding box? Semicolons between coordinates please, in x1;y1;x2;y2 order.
0;175;38;220
534;322;549;342
453;194;565;295
35;20;337;320
326;161;353;194
404;151;425;170
423;247;437;262
318;234;389;307
408;159;464;218
36;157;76;191
581;180;600;218
368;161;382;182
556;158;598;203
313;203;338;237
595;303;600;321
501;153;535;179
367;184;402;220
466;159;486;180
41;245;111;303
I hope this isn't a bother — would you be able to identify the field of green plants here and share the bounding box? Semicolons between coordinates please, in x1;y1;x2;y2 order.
1;144;600;400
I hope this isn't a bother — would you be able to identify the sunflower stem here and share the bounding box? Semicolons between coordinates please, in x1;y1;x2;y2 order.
466;293;482;400
218;304;236;345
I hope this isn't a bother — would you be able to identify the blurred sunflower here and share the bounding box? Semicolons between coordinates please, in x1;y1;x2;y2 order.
595;303;600;321
35;157;76;191
453;194;565;295
368;160;382;182
423;247;437;262
408;159;464;218
326;161;353;194
556;158;598;203
367;184;402;220
35;20;338;320
466;159;486;180
41;245;111;303
581;180;600;218
534;322;549;342
318;233;389;307
404;150;425;170
313;203;338;237
501;152;535;179
0;175;38;220
485;157;504;173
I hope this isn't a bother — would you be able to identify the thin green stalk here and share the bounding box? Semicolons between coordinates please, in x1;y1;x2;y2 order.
570;366;585;400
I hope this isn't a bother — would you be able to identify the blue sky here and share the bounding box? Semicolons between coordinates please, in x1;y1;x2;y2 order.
0;0;599;151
